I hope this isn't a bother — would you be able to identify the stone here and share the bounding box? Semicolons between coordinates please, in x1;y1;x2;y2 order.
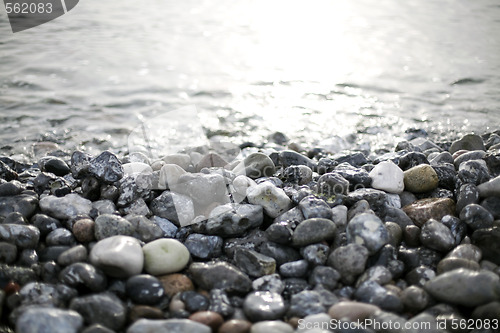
70;293;126;331
128;318;211;333
449;134;485;154
59;262;107;292
150;191;195;227
0;224;39;249
296;313;333;333
471;227;500;265
317;173;349;196
234;248;276;278
39;193;92;220
481;197;500;219
208;288;234;317
247;182;292;218
181;291;209;312
72;218;95;243
265;222;293;245
298;196;333;220
301;243;329;266
142;238;190;276
0;180;24;196
39;156;70;176
437;257;480;274
283;165;313;185
402;198;456;227
456;183;479;213
0;160;17;181
243;291;286;321
232;175;257;203
192;203;263;236
424;268;500;306
403;164;439;193
328;301;380;321
458;159;491;185
250;320;294;333
16;307;83;333
369;161;404;193
188;261;252;293
0;242;17;264
419;219;455;252
334;165;372;191
184;233;223;259
94;214;134;240
88;151;124;183
57;245;88;266
126;274;165;305
477;175;500;197
126;215;163;242
280;259;308;278
157;164;186;190
344;188;388;216
189;311;224;331
128;305;164;322
46;228;76;246
175;172;229;208
89;235;144;278
401;286;429;312
219;319;252;333
459;204;494;230
354;280;402;312
162;154;192;170
159;273;194;297
196;153;228;171
278;150;316;169
346;213;389;254
292;218;337;247
327;244;369;284
122;162;152;176
0;194;38;219
309;266;340;290
233;153;275;179
471;301;500;320
355;266;392;288
252;274;285;294
287;290;326;318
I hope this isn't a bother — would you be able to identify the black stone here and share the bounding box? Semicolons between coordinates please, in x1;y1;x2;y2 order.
126;274;165;305
181;291;209;312
59;262;107;293
398;152;429;171
471;227;500;265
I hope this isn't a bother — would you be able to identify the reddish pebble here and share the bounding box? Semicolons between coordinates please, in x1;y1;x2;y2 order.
189;311;223;331
4;281;20;295
159;273;194;297
72;218;95;243
218;319;252;333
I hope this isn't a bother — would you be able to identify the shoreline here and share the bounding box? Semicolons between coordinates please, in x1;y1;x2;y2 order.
1;129;500;332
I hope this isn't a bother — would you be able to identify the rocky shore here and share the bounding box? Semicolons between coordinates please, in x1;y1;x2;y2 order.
1;130;500;333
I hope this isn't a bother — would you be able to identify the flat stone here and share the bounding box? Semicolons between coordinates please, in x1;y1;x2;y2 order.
89;235;144;278
234;248;276;278
127;318;211;333
346;213;389;254
247;182;292;218
39;193;92;220
188;261;252;293
402;198;456;227
292;218;337;247
403;164;439;193
142;238;190;276
233;153;275;179
424;268;500;306
16;307;83;333
369;161;404;194
449;134;485;154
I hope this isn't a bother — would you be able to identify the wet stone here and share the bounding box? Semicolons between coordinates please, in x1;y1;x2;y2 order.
280;259;308;278
354;280;402;312
432;163;457;191
128;305;164;322
458;159;491;185
0;180;24;196
403;198;456;227
181;291;209;312
405;266;436;287
252;274;285;294
456;183;479;213
219;319;252;333
234;248;276;278
328;301;380;321
39;193;92;220
59;262;107;293
300;243;329;266
437;257;480;274
344;188;388;216
401;285;429;312
441;215;467;246
189;261;252;293
477;175;500;197
250;320;294;333
189;311;224;331
39;245;71;262
459;204;494;230
283;165;313;185
70;293;127;331
94;214;134;240
419;219;455;252
355;266;392;288
46;228;75;246
0;224;39;249
16;307;83;333
88;151;124;183
346;213;389;254
243;291;286;321
184;233;223;259
126;274;165;305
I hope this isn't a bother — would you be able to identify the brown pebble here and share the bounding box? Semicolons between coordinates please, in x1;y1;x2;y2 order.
329;301;380;321
72;218;95;243
189;311;223;331
4;281;20;295
159;273;194;297
403;198;456;227
129;305;164;322
287;317;300;328
218;319;252;333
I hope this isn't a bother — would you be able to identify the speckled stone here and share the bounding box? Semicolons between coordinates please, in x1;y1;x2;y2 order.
0;224;40;249
402;198;456;227
328;244;369;284
188;261;252;293
247;182;292;218
449;134;485;154
346;213;389;254
94;214;134;240
403;164;439;193
16;307;83;333
158;273;194;297
419;219;455;252
459;204;495;230
72;218;95;243
234;248;276;278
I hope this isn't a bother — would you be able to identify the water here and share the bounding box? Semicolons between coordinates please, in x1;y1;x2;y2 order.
1;0;500;159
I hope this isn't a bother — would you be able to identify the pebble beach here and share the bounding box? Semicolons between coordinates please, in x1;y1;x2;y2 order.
1;130;500;333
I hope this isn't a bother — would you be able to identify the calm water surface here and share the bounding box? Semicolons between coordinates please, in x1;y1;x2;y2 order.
1;0;500;159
